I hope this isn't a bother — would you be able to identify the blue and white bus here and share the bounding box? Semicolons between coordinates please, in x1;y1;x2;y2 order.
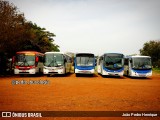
74;53;95;76
97;53;124;77
43;52;72;75
124;55;152;77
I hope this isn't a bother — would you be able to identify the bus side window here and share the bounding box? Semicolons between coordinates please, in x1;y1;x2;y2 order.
66;56;69;62
68;57;72;63
39;56;42;62
130;59;132;64
101;57;103;60
95;58;97;66
124;59;128;65
98;58;101;65
101;57;104;64
63;55;67;63
65;55;71;63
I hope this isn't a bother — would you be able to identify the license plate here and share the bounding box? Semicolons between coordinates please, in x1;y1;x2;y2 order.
109;73;117;75
81;71;89;73
22;70;26;72
139;74;146;77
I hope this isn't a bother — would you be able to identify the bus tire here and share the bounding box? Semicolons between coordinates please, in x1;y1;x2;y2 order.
76;73;79;77
20;74;24;77
127;71;129;76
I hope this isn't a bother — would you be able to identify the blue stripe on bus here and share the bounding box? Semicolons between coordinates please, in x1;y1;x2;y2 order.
131;69;152;74
75;66;95;70
103;67;124;72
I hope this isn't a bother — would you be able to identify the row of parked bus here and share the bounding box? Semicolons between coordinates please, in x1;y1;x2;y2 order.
12;51;152;78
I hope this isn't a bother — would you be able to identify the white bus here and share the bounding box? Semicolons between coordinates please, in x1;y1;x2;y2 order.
124;55;152;77
13;51;44;75
97;53;124;77
74;53;95;76
43;52;72;75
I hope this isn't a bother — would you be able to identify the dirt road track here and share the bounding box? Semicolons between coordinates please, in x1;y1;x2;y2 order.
0;73;160;120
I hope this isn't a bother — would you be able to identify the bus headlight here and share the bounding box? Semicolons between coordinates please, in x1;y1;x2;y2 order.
43;66;47;69
59;66;64;69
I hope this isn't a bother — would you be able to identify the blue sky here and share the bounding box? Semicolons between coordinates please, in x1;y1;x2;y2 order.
9;0;160;55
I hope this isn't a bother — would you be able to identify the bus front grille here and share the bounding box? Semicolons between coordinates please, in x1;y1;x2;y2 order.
49;72;58;74
19;72;30;74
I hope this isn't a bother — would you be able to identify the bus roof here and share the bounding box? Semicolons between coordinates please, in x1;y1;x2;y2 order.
16;51;43;55
75;53;94;55
44;52;64;54
103;53;124;55
44;52;72;57
99;53;124;57
125;55;151;58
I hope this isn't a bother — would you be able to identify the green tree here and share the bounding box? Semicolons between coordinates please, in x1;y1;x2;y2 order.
0;0;25;56
140;40;160;67
0;0;59;57
0;0;59;74
20;22;59;53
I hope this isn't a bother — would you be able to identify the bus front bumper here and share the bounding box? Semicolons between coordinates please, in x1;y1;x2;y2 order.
130;71;152;77
102;69;124;77
43;67;65;74
14;69;36;74
75;69;95;74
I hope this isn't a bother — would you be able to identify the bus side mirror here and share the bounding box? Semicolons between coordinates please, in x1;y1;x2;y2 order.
95;59;97;66
36;56;39;62
64;58;67;63
95;60;97;66
69;58;72;62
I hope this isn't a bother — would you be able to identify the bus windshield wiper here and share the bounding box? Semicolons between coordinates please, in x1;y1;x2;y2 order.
107;56;114;63
47;57;58;67
106;56;114;65
86;57;91;65
47;59;54;67
24;58;30;66
80;57;82;66
19;61;24;66
54;58;59;67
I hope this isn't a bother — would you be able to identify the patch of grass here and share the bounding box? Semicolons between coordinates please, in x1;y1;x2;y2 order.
153;68;160;74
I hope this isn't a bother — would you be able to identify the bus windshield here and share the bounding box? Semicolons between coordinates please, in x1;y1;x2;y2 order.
76;54;94;66
44;54;64;67
132;57;152;69
104;54;123;70
15;54;35;66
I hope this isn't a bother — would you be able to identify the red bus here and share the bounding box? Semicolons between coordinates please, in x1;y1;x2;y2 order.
13;51;44;75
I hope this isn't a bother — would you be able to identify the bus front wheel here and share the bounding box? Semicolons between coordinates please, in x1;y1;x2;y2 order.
76;73;79;77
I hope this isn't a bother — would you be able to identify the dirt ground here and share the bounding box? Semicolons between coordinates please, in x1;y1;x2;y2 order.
0;73;160;120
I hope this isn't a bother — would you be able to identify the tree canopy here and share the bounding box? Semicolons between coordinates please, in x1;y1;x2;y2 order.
0;0;59;57
140;40;160;67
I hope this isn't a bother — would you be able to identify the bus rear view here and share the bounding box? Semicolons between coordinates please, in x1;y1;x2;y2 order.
74;53;95;76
